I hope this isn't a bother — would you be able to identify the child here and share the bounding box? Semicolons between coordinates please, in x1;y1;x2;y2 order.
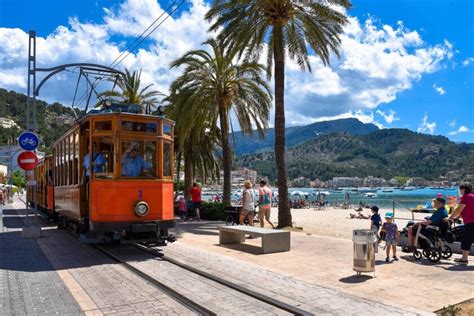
381;212;400;262
370;206;382;242
177;197;187;220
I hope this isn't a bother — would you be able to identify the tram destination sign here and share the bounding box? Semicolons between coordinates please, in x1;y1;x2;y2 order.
17;151;39;171
18;131;39;151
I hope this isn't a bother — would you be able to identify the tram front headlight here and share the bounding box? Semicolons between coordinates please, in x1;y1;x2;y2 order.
134;201;149;217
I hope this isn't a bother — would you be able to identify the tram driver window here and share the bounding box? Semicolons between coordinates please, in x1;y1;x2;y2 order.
121;120;157;133
121;141;156;177
89;137;114;179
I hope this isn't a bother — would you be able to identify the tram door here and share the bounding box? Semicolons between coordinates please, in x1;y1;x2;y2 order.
79;121;90;221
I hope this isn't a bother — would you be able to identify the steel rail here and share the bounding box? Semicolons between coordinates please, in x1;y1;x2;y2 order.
132;243;313;316
93;245;216;316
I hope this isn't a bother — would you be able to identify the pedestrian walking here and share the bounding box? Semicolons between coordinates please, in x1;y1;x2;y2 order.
370;206;382;242
381;212;400;262
190;183;202;222
178;196;187;220
449;182;474;264
258;179;275;228
240;180;255;226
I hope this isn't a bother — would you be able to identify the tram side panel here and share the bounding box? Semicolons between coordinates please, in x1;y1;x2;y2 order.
54;186;81;221
88;180;174;227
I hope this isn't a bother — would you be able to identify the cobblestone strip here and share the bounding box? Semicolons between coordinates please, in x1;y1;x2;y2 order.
162;242;432;316
39;229;197;315
0;202;83;316
36;238;102;315
104;245;292;316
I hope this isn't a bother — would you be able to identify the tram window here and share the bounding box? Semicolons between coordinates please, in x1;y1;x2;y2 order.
163;123;172;136
94;120;112;131
163;142;172;177
90;137;114;179
121;140;156;177
121;120;157;133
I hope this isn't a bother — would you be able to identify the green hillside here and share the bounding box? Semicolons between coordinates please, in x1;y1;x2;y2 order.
0;88;81;151
236;129;474;181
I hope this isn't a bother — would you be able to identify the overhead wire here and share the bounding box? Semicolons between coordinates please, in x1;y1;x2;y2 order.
74;0;186;109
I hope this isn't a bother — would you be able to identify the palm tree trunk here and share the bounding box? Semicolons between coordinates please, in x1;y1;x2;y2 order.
219;104;232;204
184;153;193;200
273;25;292;228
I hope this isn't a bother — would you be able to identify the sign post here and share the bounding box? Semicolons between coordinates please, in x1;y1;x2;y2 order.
18;132;41;238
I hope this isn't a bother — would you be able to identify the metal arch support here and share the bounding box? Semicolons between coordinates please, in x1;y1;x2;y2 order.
35;63;125;96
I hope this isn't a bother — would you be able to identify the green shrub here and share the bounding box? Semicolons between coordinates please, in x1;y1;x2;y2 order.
199;201;229;221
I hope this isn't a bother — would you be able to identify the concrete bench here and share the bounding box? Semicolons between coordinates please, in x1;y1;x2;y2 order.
219;226;290;254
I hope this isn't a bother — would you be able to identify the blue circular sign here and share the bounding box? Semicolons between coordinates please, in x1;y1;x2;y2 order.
18;131;39;151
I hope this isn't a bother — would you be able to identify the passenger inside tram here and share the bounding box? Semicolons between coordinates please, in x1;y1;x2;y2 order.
121;141;156;177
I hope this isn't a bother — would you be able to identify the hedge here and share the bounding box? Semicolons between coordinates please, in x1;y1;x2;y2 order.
174;201;229;221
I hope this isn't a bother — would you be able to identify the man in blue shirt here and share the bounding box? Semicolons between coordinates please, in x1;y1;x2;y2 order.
121;148;151;177
407;197;448;249
83;144;106;177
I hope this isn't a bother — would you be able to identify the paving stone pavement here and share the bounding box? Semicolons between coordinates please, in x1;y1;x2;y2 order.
31;223;198;315
0;200;83;316
161;242;433;315
102;245;292;315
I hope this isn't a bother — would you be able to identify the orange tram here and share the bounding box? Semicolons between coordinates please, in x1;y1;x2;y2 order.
28;109;176;244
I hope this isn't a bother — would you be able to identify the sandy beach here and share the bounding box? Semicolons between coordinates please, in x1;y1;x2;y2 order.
267;206;430;239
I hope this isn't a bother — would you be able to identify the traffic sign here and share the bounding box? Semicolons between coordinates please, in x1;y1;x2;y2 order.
17;151;39;171
27;180;37;186
18;131;39;151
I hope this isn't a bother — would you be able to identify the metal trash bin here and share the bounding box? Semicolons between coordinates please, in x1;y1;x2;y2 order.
353;229;377;275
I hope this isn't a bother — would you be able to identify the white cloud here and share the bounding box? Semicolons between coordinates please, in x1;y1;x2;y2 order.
284;17;453;120
432;83;446;95
376;109;399;124
448;119;456;128
449;125;472;135
0;0;211;105
462;57;474;67
417;114;437;135
0;1;455;126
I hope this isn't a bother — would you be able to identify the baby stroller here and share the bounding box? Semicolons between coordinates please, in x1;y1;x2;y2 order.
408;220;454;263
224;206;259;226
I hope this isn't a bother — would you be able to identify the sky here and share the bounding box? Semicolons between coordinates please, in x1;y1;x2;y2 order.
0;0;473;143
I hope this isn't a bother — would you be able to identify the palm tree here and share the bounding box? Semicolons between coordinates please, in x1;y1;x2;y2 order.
167;96;221;197
169;38;272;204
206;0;350;227
99;68;164;114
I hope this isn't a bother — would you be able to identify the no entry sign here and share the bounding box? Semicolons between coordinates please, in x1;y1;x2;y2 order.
17;151;39;171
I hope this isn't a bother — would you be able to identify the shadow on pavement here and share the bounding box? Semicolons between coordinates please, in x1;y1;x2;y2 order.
339;275;374;283
215;242;264;255
2;209;28;216
172;221;222;238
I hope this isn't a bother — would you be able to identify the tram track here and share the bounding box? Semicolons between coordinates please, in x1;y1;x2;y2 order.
132;243;313;316
93;244;216;316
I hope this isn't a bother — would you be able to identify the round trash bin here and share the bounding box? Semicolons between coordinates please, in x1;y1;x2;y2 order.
353;229;377;275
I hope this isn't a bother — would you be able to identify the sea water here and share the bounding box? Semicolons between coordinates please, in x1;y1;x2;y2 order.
288;187;459;209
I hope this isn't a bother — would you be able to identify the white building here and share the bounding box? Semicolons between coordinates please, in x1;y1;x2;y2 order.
406;177;427;187
328;177;363;188
0;117;19;129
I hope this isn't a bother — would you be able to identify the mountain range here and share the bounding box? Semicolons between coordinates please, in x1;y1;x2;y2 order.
231;118;379;156
236;128;474;181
